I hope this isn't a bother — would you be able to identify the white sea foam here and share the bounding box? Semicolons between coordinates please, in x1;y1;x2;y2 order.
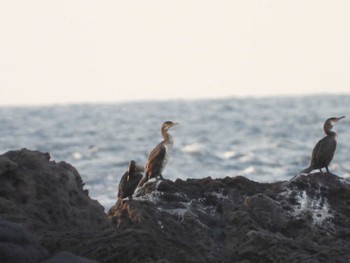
220;150;236;159
182;143;207;155
242;166;256;174
342;173;350;182
72;152;82;160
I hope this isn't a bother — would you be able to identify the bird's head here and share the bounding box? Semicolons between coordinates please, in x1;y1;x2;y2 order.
324;116;345;131
162;121;179;131
128;160;145;174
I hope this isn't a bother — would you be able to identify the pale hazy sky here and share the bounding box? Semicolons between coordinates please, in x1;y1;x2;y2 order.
1;1;350;106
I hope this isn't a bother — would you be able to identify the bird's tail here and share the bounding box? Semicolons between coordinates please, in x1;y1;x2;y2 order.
300;166;313;174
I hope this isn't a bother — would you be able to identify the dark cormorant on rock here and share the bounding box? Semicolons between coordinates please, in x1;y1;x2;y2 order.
138;121;178;187
117;160;144;202
301;116;345;174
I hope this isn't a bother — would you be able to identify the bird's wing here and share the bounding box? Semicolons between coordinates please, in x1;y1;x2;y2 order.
124;173;143;197
311;136;336;167
117;171;129;198
146;142;166;178
128;164;136;181
311;139;322;166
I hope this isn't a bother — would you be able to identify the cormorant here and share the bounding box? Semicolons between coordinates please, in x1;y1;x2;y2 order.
117;160;144;201
138;121;178;187
300;116;345;174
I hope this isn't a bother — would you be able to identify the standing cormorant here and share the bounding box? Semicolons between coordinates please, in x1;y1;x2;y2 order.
117;160;144;202
300;116;345;174
138;121;178;187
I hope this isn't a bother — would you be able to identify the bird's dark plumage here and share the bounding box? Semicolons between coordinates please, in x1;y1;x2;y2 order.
117;160;143;201
138;121;178;187
301;116;345;174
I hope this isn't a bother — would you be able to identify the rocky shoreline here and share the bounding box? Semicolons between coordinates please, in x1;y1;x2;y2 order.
1;149;350;262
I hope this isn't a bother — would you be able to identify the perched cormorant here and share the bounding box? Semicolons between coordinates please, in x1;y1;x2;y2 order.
301;116;345;174
117;160;144;201
138;121;178;187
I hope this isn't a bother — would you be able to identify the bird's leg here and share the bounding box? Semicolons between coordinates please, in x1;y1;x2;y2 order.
319;168;323;173
326;166;330;173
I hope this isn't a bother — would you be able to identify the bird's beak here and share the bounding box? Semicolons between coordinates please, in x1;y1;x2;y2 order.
172;122;179;127
335;116;345;122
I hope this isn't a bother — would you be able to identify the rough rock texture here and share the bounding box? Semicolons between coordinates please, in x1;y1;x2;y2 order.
1;149;350;262
0;219;48;263
0;149;106;263
108;174;350;263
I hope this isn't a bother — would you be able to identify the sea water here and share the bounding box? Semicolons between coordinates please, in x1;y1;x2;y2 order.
1;95;349;209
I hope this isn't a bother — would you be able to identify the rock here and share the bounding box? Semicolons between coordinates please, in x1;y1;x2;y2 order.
41;251;98;263
0;156;18;175
2;149;350;262
0;149;109;233
108;175;350;262
0;219;49;263
0;149;109;263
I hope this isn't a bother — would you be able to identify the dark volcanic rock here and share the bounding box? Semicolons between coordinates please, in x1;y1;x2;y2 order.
0;219;48;263
0;149;109;262
0;149;109;233
2;149;350;262
108;175;350;263
41;251;98;263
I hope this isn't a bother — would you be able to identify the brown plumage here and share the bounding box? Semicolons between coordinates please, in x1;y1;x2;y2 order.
138;121;178;187
301;116;345;174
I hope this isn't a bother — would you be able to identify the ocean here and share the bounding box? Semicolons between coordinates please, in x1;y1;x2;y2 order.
1;95;349;209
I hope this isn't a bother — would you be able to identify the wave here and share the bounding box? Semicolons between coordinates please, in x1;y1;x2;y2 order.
181;143;208;156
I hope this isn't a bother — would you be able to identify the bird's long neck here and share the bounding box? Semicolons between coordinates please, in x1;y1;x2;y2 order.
324;124;336;136
162;128;174;146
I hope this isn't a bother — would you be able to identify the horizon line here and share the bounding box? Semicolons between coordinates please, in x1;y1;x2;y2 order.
1;92;349;108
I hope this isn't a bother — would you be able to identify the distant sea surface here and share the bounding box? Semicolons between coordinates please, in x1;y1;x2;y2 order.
1;95;349;209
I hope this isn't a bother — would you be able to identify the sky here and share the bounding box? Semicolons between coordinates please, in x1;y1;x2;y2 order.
1;0;350;106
